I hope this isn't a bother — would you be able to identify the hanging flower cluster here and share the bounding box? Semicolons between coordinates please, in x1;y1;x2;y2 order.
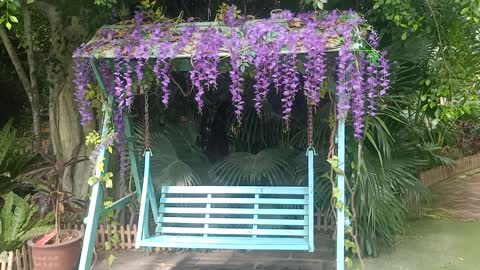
190;28;225;111
73;9;391;147
226;30;246;121
302;24;327;106
72;52;93;126
279;33;300;124
245;20;285;113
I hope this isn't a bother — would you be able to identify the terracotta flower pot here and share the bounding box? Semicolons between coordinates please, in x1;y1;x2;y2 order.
28;229;84;270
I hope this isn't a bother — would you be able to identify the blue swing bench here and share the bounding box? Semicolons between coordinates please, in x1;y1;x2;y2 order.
135;149;316;252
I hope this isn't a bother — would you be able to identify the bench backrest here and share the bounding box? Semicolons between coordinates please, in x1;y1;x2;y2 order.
156;186;313;239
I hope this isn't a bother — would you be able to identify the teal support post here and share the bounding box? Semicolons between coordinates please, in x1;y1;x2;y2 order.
100;193;136;216
124;116;143;202
78;61;113;270
307;148;315;252
147;170;159;222
336;119;346;270
136;150;152;247
78;108;111;270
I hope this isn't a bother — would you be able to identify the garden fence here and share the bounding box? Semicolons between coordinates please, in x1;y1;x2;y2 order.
420;153;480;187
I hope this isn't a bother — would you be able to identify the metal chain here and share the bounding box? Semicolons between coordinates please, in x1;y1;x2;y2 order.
307;104;314;147
144;86;151;150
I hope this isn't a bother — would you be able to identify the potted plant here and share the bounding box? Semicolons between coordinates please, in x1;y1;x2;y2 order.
20;157;86;270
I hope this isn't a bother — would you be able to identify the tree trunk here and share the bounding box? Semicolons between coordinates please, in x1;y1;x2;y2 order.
0;24;42;152
39;2;95;198
20;0;43;151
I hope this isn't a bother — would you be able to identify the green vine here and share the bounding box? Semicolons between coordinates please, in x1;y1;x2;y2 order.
85;125;119;266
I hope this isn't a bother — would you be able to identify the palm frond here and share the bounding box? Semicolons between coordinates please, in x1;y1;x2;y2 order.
210;148;296;186
0;120;36;194
134;122;210;189
232;105;287;152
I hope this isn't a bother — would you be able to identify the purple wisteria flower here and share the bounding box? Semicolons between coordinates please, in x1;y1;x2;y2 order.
335;12;362;120
271;10;294;21
378;51;390;97
224;5;241;27
302;23;327;106
279;32;300;125
153;26;195;107
190;27;224;111
72;9;393;147
245;20;284;113
73;44;94;126
226;31;246;121
352;53;366;139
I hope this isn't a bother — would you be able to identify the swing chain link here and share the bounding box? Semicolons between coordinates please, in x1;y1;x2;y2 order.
307;103;314;147
144;85;151;150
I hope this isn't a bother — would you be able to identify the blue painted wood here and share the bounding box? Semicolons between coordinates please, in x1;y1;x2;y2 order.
253;194;259;238
147;167;159;222
144;235;309;245
149;184;314;251
159;197;308;204
203;194;211;237
139;151;315;252
135;150;152;248
78;61;112;270
100;192;135;215
138;236;310;250
161;186;308;194
336;119;346;270
124;116;142;202
157;217;308;226
157;227;308;236
307;148;315;252
158;207;308;215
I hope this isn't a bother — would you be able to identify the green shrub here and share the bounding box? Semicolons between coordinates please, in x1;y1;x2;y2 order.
0;192;53;253
0;120;36;194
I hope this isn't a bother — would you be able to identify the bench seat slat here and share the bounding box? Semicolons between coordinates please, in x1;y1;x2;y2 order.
157;227;308;236
157;217;308;226
160;197;308;205
154;185;313;251
161;186;308;195
159;207;307;215
139;236;309;250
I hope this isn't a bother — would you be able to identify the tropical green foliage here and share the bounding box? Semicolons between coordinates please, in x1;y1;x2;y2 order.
0;120;36;194
0;192;53;253
210;149;295;185
369;0;480;125
135;123;211;190
352;115;432;256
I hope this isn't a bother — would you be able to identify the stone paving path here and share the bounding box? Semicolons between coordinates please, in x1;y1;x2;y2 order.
430;168;480;221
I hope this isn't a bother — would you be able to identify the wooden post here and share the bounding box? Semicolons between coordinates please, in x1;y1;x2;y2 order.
7;251;13;270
